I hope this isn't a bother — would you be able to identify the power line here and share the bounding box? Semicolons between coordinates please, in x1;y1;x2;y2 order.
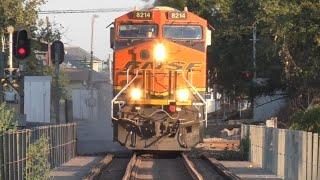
38;8;132;14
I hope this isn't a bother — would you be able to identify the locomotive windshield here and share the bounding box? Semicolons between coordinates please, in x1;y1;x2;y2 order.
163;25;202;40
119;24;157;38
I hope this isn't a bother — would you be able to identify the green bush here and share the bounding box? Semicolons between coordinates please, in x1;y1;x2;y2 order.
0;103;17;134
25;136;51;180
290;107;320;133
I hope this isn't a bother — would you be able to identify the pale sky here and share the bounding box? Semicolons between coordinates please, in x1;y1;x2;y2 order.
40;0;153;60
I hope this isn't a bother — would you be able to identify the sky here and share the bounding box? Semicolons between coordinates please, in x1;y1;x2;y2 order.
39;0;153;60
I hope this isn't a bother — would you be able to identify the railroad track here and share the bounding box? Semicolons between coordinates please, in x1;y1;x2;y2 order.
84;154;131;180
85;153;240;180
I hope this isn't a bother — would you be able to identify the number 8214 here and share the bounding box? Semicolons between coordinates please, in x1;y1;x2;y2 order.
134;12;152;19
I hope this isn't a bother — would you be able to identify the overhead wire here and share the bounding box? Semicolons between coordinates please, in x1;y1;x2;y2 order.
38;8;133;14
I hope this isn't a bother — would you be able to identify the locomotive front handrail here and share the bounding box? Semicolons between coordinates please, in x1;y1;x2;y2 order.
138;109;180;120
111;69;140;121
181;71;208;127
126;64;133;84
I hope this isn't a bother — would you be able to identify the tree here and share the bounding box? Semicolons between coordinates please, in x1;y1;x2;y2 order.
274;2;320;110
27;17;63;76
154;0;320;128
0;0;66;84
290;107;320;133
0;0;45;33
154;0;319;99
154;0;283;98
32;17;62;43
0;102;17;134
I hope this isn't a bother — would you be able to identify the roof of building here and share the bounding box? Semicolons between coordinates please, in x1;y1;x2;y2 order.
64;68;108;82
65;46;101;62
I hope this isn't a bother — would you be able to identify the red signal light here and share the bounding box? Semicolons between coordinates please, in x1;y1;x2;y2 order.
244;72;250;78
18;48;26;56
241;71;253;81
13;30;30;59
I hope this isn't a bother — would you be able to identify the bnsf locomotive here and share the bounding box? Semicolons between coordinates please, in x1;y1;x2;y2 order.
110;6;211;151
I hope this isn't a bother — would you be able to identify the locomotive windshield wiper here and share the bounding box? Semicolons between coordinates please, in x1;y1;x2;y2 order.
106;22;114;29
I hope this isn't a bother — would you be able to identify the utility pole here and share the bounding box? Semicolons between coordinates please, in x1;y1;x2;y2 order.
249;23;259;119
46;16;52;66
89;15;98;83
250;23;259;80
252;23;257;80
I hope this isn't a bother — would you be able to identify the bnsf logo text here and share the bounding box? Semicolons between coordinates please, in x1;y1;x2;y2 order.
123;61;202;71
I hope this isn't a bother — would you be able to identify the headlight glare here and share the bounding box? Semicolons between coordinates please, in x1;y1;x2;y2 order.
154;43;166;62
130;88;142;100
177;89;189;102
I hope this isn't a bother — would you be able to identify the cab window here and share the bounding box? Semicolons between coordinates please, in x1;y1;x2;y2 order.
163;25;202;40
119;24;157;38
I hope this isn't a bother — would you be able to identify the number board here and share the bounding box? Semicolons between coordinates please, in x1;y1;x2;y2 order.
168;12;187;20
132;11;153;20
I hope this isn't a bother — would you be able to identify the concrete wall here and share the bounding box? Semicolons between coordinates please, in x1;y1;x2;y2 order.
70;82;125;155
242;125;319;180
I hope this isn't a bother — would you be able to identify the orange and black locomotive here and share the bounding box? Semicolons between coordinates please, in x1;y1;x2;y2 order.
110;6;211;151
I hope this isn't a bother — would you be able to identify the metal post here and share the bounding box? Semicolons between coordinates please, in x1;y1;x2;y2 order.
108;53;112;84
55;51;60;124
7;26;14;82
0;35;4;100
239;101;242;118
47;43;51;66
1;34;5;52
223;90;226;119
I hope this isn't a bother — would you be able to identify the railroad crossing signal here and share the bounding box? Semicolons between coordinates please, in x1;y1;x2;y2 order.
51;40;65;64
50;40;64;124
13;30;30;60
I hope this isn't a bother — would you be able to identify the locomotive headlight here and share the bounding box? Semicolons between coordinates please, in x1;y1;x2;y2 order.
154;43;166;62
177;89;189;102
130;88;142;100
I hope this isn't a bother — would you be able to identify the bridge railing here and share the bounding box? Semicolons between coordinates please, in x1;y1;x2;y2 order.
241;124;319;180
0;123;77;180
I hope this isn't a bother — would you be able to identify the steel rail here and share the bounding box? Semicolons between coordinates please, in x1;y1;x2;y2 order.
201;155;241;180
181;153;204;180
83;154;113;180
122;153;137;180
